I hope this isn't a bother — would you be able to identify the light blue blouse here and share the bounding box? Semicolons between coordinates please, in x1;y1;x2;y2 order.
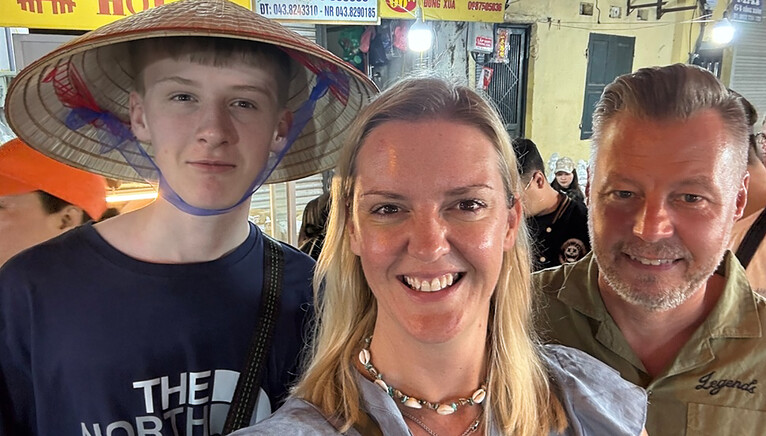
233;344;647;436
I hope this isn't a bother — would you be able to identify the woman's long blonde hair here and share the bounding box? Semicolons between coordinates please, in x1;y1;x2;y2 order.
292;77;567;435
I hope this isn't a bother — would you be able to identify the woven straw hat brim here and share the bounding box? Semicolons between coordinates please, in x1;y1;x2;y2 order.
5;0;378;184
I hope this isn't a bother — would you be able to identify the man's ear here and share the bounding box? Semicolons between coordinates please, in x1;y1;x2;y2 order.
129;91;151;143
270;109;294;153
734;171;750;221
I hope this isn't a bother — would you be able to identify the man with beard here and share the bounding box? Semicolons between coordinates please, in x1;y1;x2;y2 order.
535;64;766;436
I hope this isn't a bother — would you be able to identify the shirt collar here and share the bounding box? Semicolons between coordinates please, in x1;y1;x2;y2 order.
554;252;608;321
702;250;762;339
555;250;762;339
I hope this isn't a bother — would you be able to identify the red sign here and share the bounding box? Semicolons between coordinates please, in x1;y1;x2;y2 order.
480;66;494;90
474;36;492;49
385;0;416;13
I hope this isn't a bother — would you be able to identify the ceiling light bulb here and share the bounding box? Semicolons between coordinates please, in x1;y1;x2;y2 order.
712;17;735;45
408;8;433;52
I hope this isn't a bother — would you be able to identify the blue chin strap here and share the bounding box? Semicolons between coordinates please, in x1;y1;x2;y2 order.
65;72;337;217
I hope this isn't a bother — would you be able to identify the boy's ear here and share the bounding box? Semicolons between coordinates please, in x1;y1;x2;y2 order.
129;91;151;143
270;109;294;153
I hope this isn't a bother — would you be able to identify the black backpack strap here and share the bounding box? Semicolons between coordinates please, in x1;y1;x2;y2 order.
223;235;285;434
736;208;766;269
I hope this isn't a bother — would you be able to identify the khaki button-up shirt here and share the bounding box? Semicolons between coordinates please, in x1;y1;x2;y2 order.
535;251;766;436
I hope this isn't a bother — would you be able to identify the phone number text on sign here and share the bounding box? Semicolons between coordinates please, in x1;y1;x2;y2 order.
256;1;378;22
258;3;319;16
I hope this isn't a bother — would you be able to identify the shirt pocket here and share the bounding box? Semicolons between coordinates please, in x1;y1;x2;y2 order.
687;402;766;435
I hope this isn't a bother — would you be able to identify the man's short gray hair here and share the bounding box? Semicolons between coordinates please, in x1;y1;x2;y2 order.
590;63;749;177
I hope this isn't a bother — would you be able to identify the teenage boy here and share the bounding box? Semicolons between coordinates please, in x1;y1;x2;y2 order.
0;138;107;267
0;1;377;435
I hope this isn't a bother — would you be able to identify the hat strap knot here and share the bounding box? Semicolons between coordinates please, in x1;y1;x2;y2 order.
45;61;161;181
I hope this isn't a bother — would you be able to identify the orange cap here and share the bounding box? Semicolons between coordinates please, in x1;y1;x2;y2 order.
0;139;107;219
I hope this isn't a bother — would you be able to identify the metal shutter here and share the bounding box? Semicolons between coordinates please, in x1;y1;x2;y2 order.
279;22;318;41
473;25;529;139
729;19;766;122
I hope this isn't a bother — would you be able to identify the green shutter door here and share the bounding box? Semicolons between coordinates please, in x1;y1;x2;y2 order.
580;33;635;140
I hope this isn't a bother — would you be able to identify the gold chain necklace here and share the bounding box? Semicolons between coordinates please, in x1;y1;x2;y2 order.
401;410;482;436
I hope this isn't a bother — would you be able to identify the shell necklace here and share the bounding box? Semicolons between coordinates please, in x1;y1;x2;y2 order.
358;337;487;415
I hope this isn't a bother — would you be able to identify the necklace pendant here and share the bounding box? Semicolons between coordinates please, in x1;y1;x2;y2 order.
471;388;486;404
403;397;423;409
359;349;371;366
436;403;458;415
374;378;389;393
462;419;481;436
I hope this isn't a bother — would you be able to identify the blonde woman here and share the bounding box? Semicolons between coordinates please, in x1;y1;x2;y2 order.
236;77;648;436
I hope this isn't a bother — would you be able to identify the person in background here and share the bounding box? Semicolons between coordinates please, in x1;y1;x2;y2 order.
0;0;377;434
99;207;122;221
298;191;330;261
728;92;766;293
236;77;647;436
536;64;766;435
0;138;106;267
550;156;585;203
513;138;590;271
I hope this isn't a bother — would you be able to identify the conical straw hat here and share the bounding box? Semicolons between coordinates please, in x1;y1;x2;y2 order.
5;0;378;184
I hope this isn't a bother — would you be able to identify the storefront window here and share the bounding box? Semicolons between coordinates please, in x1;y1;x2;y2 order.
249;172;326;247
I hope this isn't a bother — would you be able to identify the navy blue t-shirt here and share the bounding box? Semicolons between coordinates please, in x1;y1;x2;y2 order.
0;223;314;436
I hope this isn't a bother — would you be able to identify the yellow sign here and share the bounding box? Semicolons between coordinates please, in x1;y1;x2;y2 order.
0;0;251;30
379;0;504;23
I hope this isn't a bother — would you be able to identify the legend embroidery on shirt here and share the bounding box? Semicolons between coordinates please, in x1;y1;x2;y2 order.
695;371;757;395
